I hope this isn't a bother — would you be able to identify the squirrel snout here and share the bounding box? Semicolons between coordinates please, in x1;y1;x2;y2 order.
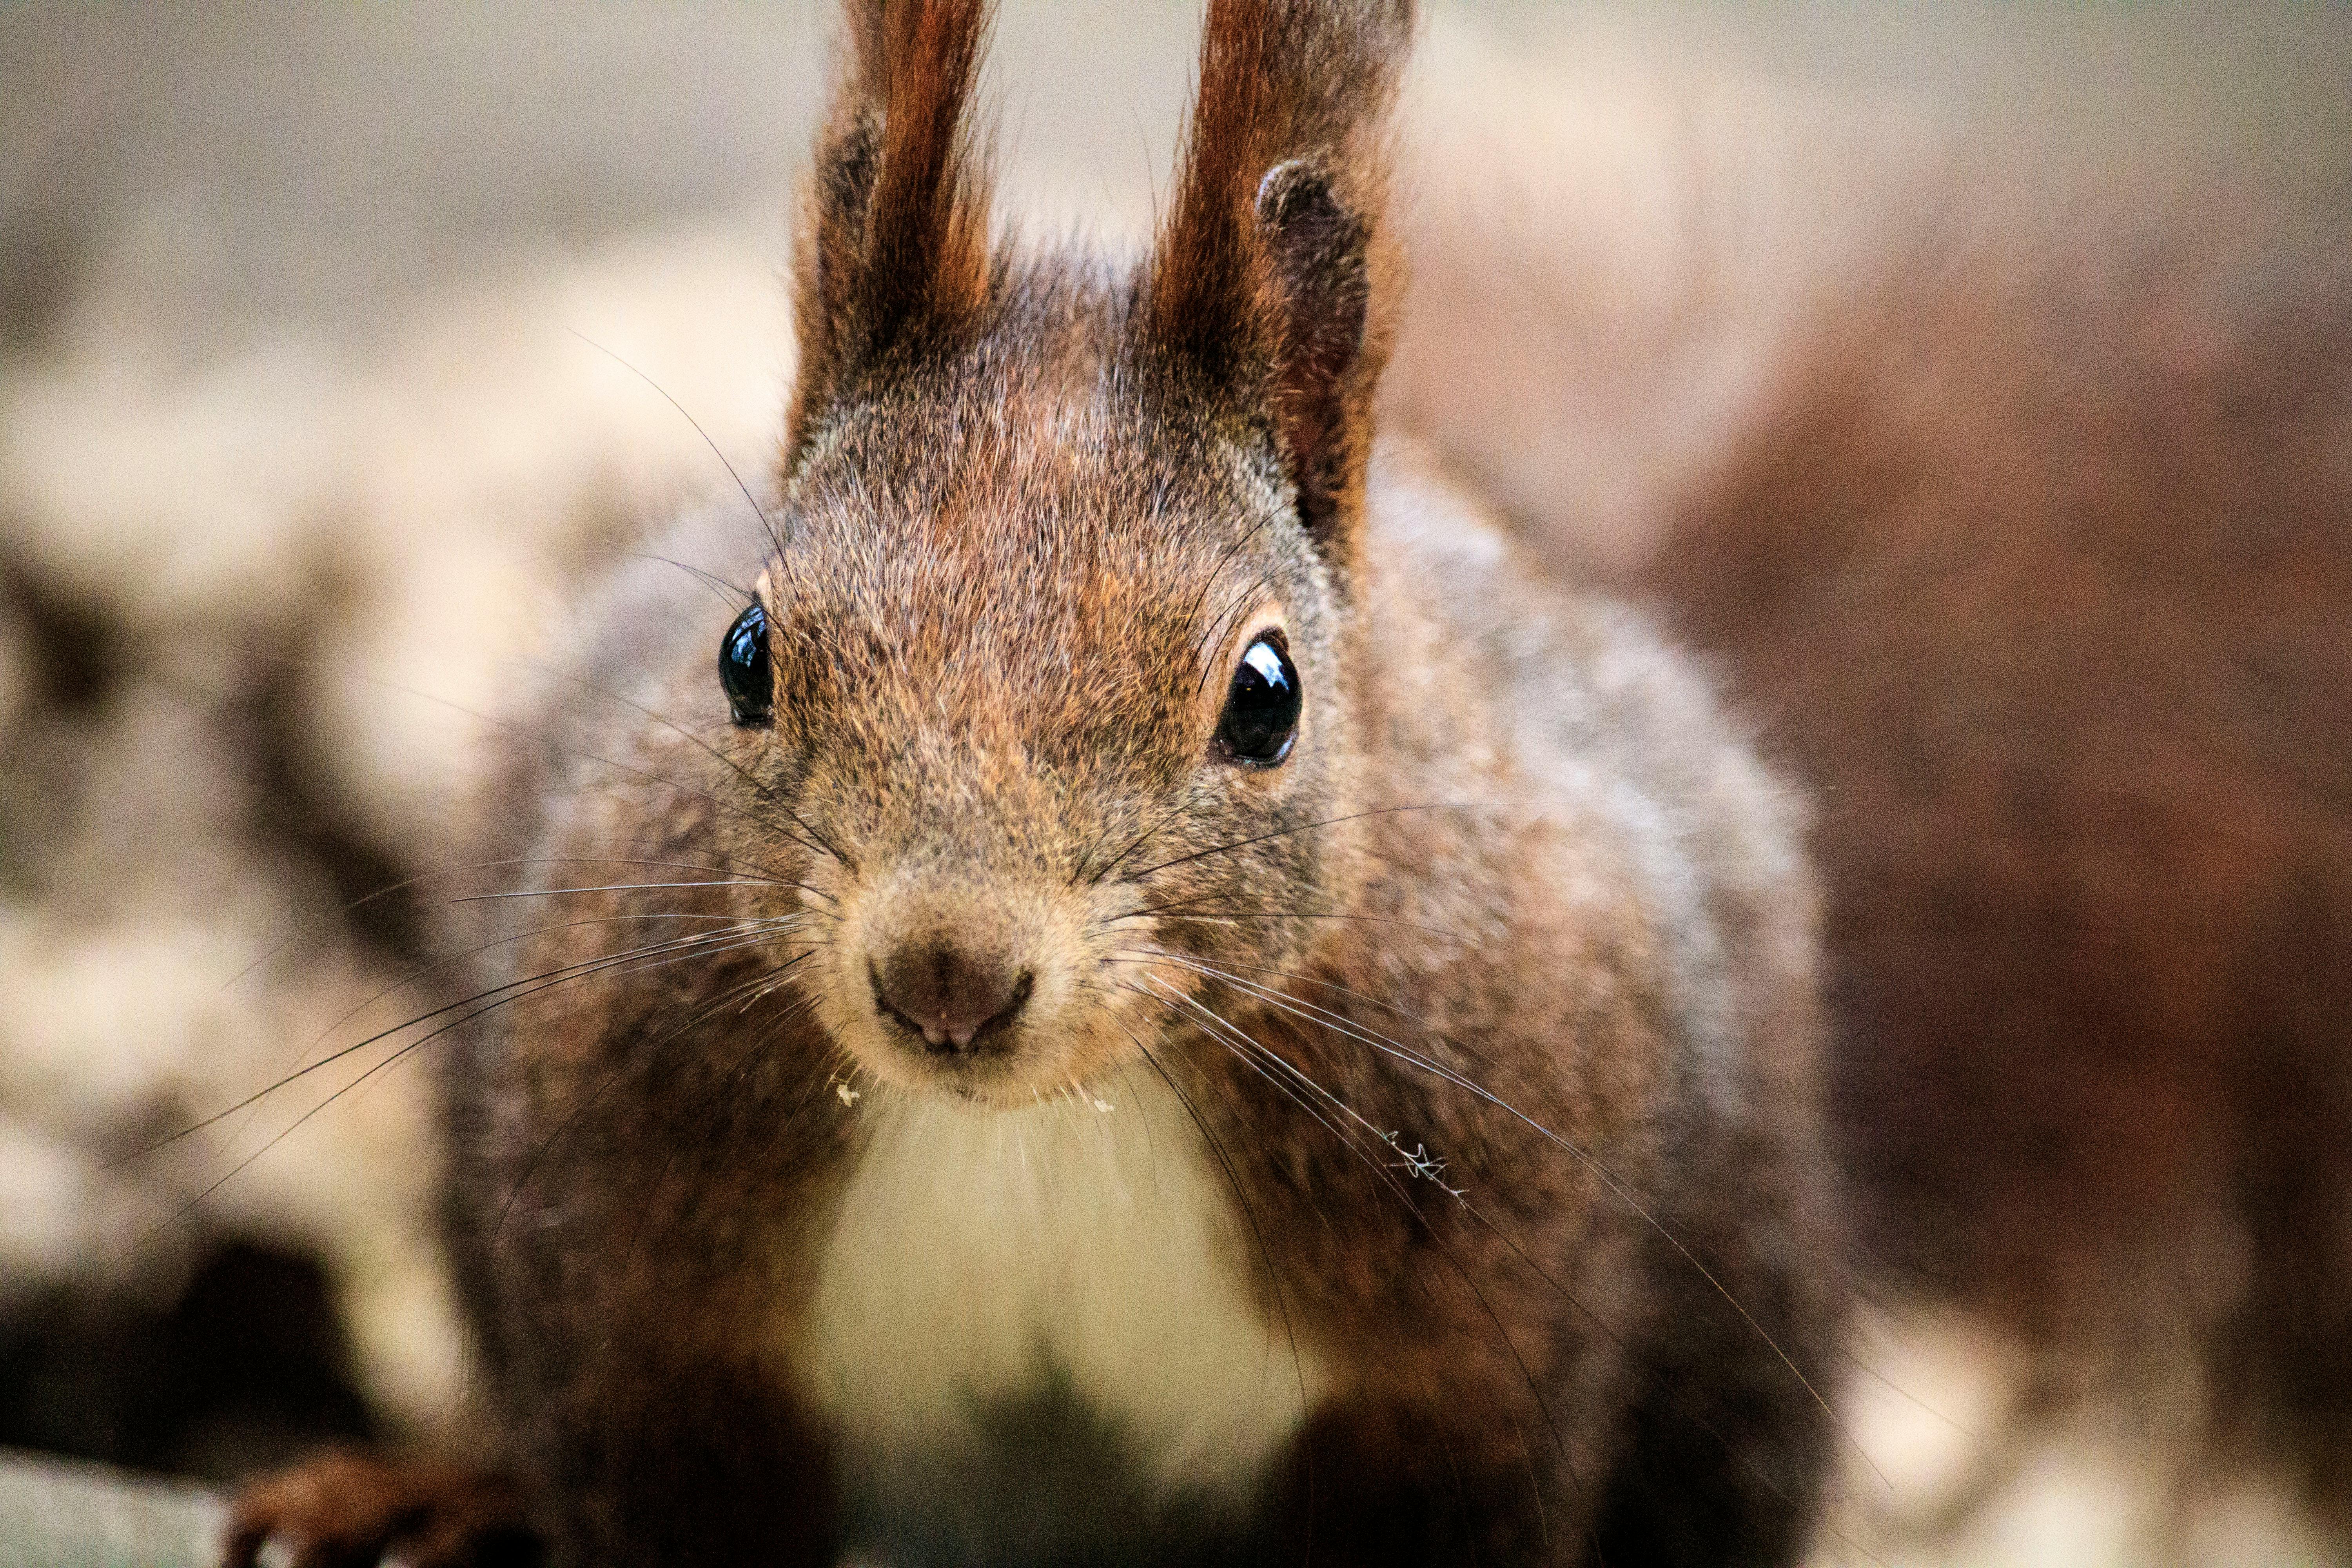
869;944;1034;1054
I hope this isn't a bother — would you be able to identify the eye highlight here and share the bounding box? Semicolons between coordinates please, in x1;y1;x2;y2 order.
1215;634;1301;766
719;602;774;727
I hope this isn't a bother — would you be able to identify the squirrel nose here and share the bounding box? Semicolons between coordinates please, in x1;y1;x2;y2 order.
870;944;1034;1053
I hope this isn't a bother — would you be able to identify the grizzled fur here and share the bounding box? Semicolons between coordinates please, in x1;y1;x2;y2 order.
226;2;1841;1564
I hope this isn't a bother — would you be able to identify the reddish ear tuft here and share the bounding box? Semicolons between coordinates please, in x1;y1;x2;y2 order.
1145;0;1415;555
1149;0;1276;381
788;0;995;470
864;0;992;340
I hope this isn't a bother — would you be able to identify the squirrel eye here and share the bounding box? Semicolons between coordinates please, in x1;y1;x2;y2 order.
1215;635;1300;766
719;603;774;727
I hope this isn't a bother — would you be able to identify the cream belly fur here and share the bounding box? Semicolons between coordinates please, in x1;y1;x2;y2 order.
792;1067;1325;1514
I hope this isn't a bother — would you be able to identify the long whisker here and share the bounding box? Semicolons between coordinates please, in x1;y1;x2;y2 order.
1192;568;1282;697
221;852;822;991
566;328;782;562
327;671;829;872
1138;985;1391;1221
116;917;807;1169
1145;949;1878;1493
1143;971;1866;1547
1129;949;1485;1098
495;953;821;1245
616;984;830;1276
1109;905;1474;946
1180;514;1278;660
1107;946;1500;1069
452;879;789;902
1231;980;1857;1466
221;635;832;879
624;552;754;609
1075;792;1203;888
1113;1017;1313;1432
117;920;814;1269
1133;978;1579;1523
1123;804;1485;882
532;656;852;870
1141;975;1443;1197
216;905;811;1161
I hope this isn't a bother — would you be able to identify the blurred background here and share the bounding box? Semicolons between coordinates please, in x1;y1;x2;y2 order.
3;3;2349;1563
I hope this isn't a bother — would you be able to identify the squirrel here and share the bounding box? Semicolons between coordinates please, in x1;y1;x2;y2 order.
222;0;1844;1564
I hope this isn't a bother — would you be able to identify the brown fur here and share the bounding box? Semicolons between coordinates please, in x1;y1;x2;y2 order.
1147;0;1410;553
226;4;1841;1564
1395;152;2352;1528
787;0;994;468
1666;216;2352;1518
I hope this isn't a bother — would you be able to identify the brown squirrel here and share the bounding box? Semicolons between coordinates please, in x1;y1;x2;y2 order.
222;0;1846;1564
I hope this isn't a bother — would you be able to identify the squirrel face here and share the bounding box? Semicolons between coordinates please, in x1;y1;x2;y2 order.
730;326;1358;1105
695;0;1404;1106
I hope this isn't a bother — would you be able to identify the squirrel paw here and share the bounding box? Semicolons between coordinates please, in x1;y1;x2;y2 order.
219;1448;541;1568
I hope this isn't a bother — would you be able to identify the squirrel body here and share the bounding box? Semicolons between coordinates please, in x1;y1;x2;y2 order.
426;431;1833;1565
229;2;1841;1563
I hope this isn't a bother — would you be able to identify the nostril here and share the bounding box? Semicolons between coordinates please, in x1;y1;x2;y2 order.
870;947;1034;1054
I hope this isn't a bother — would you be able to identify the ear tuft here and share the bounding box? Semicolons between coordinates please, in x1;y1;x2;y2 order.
787;0;995;474
1143;0;1414;563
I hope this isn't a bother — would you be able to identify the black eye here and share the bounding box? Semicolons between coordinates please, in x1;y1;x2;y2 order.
1215;635;1300;766
719;603;773;727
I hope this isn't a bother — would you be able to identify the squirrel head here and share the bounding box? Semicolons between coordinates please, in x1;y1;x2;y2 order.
724;0;1414;1105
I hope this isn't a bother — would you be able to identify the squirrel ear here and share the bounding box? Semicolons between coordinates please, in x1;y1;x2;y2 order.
1145;0;1413;556
787;0;993;472
1255;159;1374;545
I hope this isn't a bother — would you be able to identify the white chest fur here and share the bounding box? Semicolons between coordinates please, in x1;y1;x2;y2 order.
791;1070;1323;1516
